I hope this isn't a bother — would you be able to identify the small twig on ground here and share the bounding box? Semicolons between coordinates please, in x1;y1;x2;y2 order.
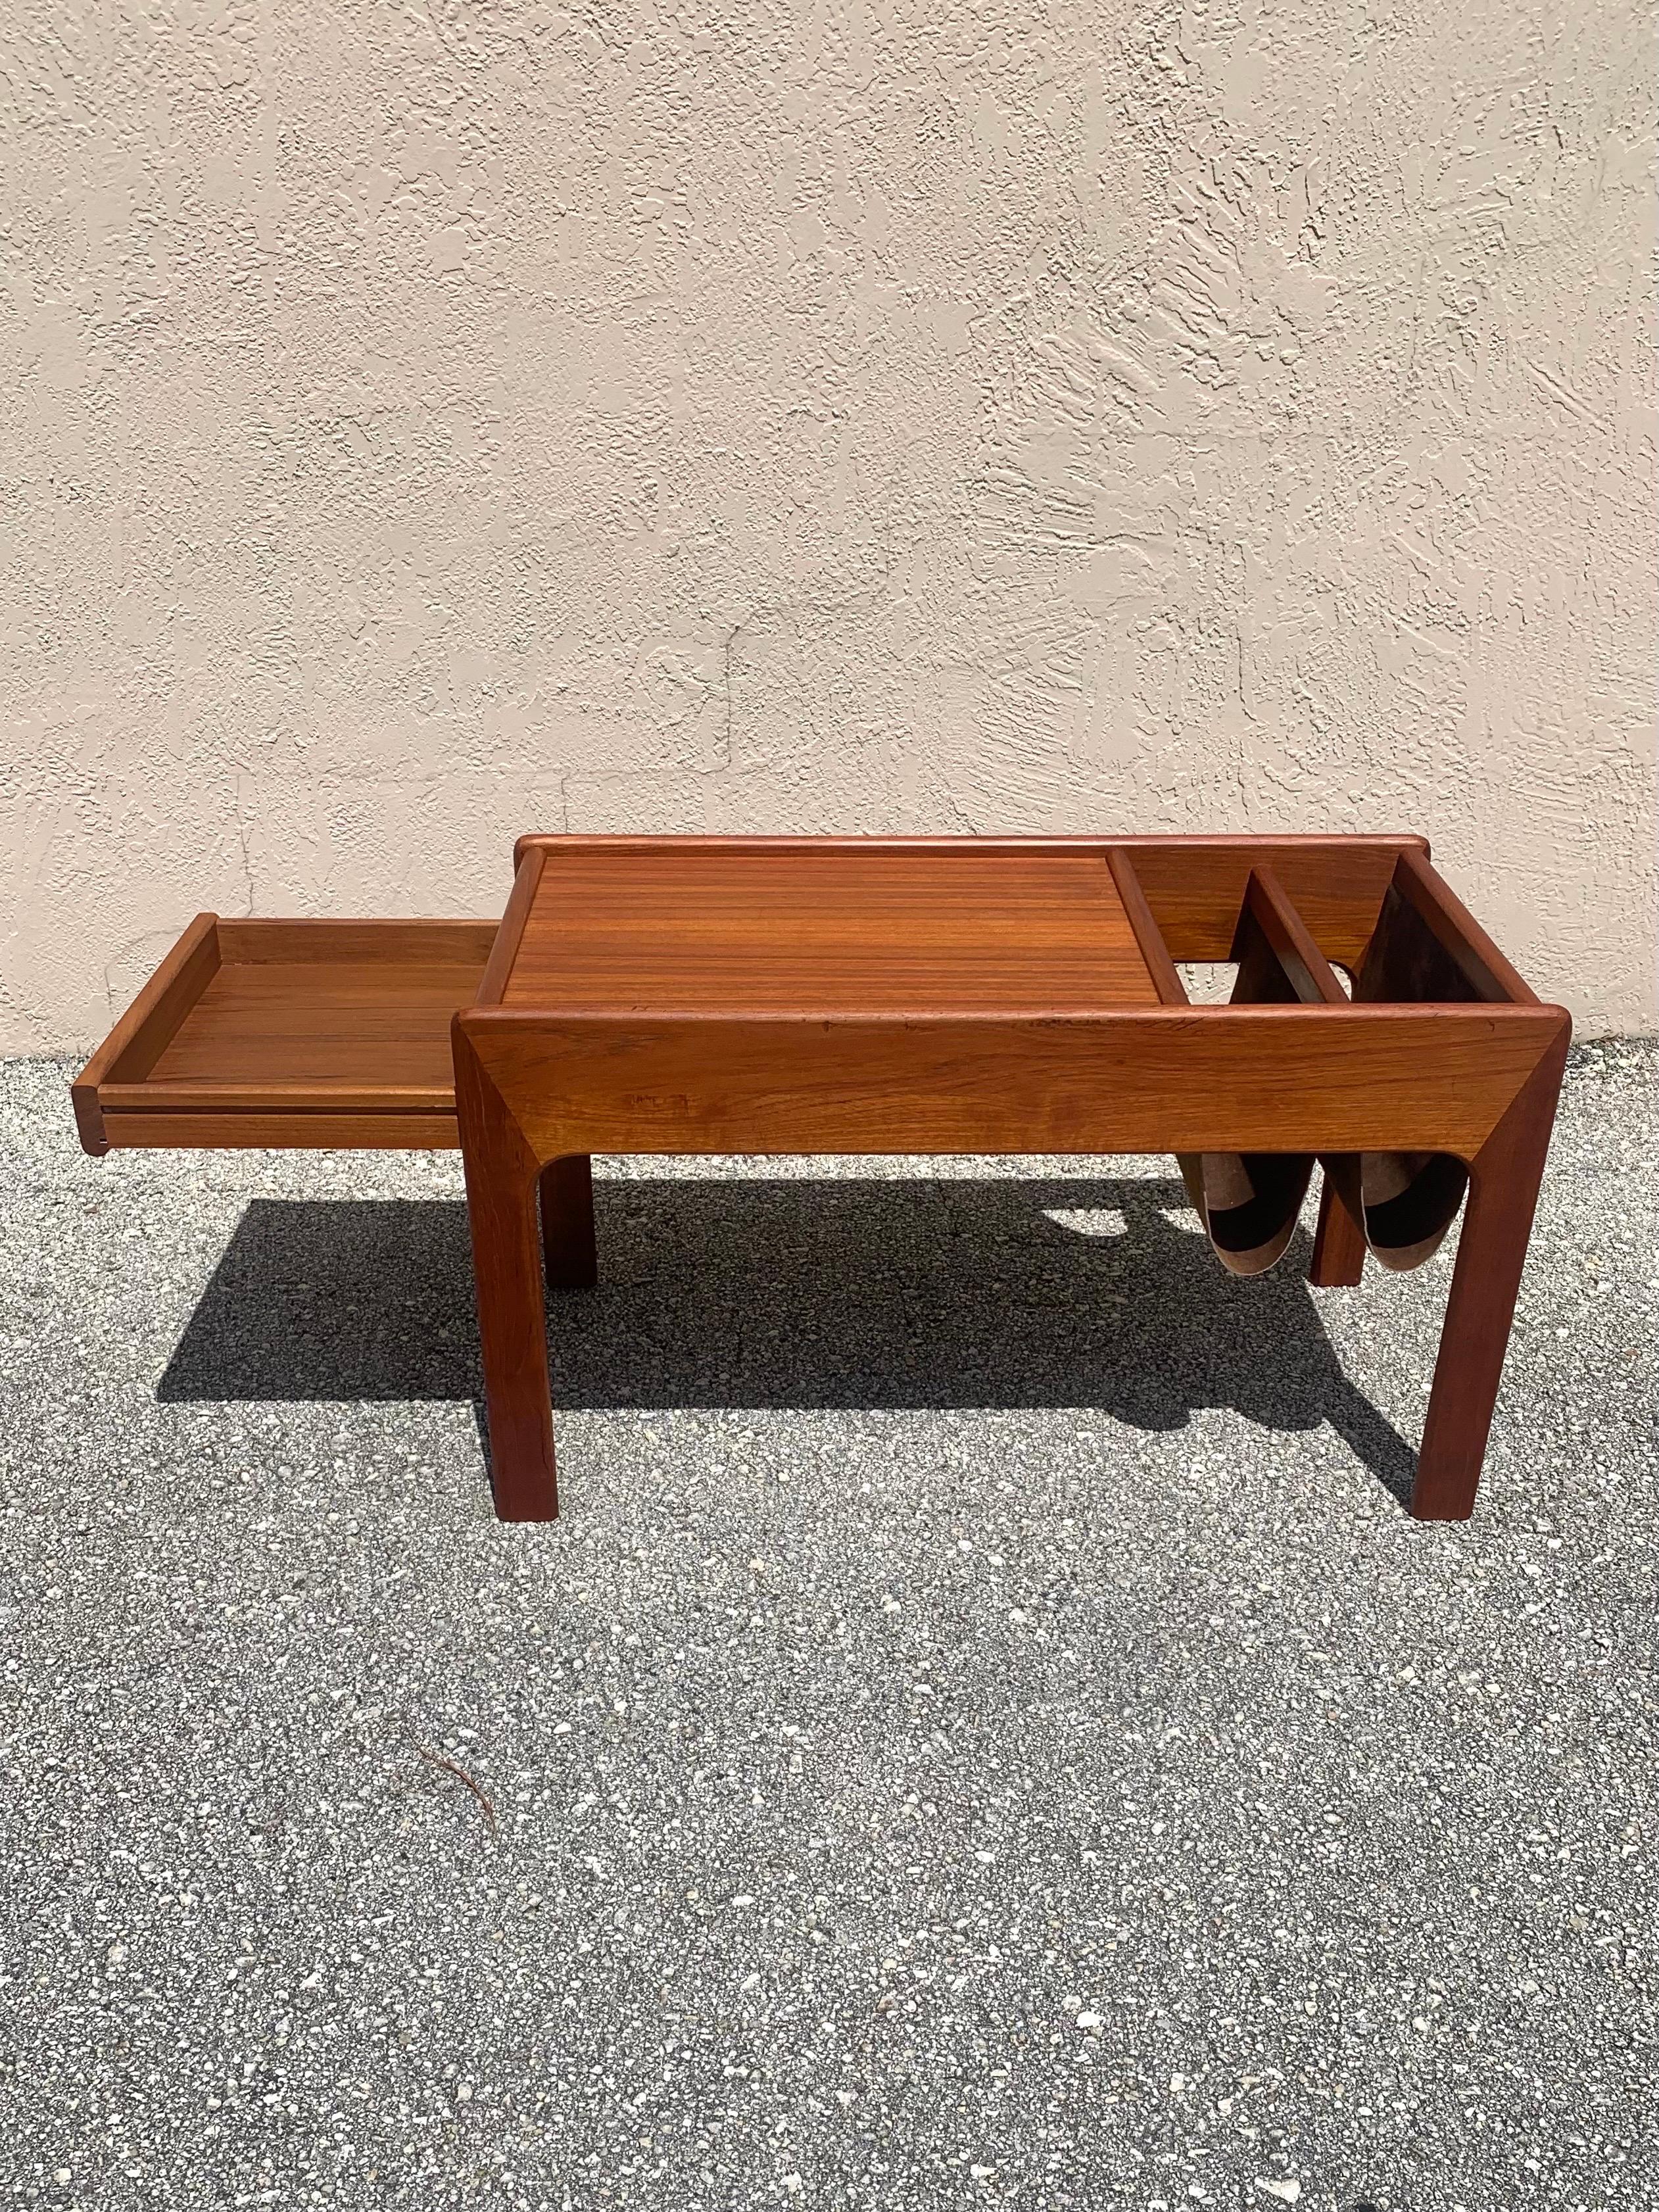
402;1719;498;1835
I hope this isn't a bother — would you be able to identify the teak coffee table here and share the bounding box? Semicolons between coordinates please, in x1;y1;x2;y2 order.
73;835;1570;1526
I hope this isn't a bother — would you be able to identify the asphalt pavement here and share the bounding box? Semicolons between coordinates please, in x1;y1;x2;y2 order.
0;1044;1652;2211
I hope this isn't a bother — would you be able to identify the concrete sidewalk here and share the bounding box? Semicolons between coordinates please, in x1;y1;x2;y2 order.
0;1045;1652;2211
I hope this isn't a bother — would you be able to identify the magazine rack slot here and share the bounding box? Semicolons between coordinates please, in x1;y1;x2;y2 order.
1179;867;1343;1276
1314;850;1531;1271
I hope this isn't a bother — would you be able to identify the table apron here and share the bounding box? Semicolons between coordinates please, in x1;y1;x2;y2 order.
457;1008;1564;1164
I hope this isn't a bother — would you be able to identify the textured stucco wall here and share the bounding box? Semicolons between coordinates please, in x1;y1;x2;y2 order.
3;2;1654;1047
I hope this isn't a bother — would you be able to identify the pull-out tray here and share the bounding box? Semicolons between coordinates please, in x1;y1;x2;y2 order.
72;917;496;1152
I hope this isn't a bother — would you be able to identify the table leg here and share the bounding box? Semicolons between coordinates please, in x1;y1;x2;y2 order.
540;1155;598;1290
1309;1172;1366;1286
1411;1033;1569;1521
453;1028;558;1522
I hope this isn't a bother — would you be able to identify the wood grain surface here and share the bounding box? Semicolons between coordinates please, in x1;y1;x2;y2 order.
503;843;1163;1013
512;832;1430;971
459;1003;1562;1163
93;1109;466;1150
145;959;485;1092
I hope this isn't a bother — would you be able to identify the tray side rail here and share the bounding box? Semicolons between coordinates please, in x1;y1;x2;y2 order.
72;914;222;1155
477;845;548;1007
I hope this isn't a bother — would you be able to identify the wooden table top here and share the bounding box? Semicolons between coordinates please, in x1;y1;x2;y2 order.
496;840;1163;1016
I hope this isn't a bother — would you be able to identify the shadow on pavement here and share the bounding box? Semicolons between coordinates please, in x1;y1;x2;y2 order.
158;1176;1418;1506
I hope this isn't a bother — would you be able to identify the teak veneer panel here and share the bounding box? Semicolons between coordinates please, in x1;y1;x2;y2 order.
510;832;1428;975
500;843;1163;1014
95;1109;468;1151
146;957;485;1092
460;1004;1560;1164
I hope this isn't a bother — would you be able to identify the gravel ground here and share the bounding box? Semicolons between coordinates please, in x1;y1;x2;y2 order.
0;1044;1652;2212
